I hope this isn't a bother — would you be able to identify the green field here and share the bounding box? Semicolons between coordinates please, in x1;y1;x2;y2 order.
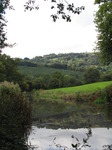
32;81;112;120
37;81;112;101
50;81;112;93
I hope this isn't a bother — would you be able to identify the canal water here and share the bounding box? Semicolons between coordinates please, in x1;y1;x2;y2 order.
28;103;112;150
28;127;112;150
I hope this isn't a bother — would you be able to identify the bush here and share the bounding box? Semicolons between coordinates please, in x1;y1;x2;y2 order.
0;81;21;96
105;84;112;103
84;68;100;84
0;81;32;150
94;84;112;104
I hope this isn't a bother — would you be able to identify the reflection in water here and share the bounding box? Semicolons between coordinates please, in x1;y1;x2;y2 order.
101;104;112;121
30;103;112;149
34;103;112;129
28;127;112;150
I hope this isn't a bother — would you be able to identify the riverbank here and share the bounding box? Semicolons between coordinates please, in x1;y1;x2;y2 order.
32;81;112;101
30;81;112;128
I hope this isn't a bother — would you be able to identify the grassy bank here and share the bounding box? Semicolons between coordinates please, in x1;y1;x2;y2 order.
31;81;112;121
36;81;112;101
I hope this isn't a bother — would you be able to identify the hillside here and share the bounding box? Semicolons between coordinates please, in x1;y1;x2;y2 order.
18;52;112;91
19;52;112;72
20;52;100;71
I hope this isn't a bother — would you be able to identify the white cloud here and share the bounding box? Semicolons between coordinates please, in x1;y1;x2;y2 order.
3;0;98;58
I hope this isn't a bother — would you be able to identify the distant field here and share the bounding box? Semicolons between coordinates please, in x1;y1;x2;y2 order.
19;66;83;78
50;81;112;93
38;81;112;101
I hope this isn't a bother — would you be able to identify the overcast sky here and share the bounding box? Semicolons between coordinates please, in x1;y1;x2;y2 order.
3;0;98;58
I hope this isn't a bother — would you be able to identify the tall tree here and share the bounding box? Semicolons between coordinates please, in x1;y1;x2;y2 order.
94;0;112;64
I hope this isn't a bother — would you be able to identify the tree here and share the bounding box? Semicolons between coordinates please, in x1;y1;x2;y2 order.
94;0;112;64
48;71;64;88
0;54;23;82
24;0;85;22
0;0;15;50
84;67;100;84
0;0;84;50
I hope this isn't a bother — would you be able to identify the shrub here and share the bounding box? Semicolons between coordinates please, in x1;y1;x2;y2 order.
94;84;112;104
0;81;32;150
0;81;21;96
105;84;112;103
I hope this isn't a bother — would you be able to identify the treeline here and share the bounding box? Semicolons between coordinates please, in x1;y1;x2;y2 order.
19;52;112;72
20;52;100;71
19;67;112;91
0;54;82;91
17;52;112;91
0;54;81;91
25;71;82;91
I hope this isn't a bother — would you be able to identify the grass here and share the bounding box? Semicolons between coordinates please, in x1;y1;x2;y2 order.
32;81;112;119
37;81;112;101
50;81;112;93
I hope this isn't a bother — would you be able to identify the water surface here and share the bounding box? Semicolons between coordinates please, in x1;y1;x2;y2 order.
28;127;112;150
29;103;112;149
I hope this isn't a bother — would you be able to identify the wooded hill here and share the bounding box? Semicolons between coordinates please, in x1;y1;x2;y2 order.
20;53;100;71
19;52;112;73
17;52;112;91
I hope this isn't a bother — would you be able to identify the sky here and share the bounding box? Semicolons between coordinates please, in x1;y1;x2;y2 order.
3;0;98;59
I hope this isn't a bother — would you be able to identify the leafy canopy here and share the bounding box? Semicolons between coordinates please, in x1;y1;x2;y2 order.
94;0;112;64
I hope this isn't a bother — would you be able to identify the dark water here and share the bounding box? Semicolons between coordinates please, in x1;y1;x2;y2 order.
28;103;112;149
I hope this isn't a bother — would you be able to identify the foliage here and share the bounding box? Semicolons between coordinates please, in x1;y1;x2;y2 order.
0;81;21;95
95;0;112;4
101;73;112;81
105;84;112;103
0;81;32;150
0;54;20;81
19;52;112;90
30;53;100;71
0;54;29;91
94;90;107;104
19;0;84;22
0;0;15;50
84;67;100;83
19;65;83;90
20;53;112;75
48;71;64;88
93;84;112;104
94;0;112;64
15;51;112;91
0;0;8;49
